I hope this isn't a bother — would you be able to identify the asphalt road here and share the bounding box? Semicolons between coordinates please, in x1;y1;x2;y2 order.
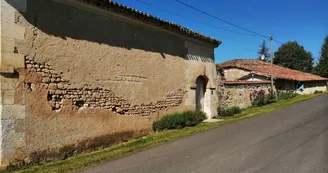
80;95;328;173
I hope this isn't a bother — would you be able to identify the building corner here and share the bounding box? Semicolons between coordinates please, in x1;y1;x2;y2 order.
0;0;27;166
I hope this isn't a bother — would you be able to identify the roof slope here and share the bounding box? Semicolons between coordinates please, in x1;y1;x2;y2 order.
218;59;327;81
77;0;221;47
221;80;271;85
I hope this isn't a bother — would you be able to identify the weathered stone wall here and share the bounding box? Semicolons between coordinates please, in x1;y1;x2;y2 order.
24;57;186;116
218;83;271;109
0;0;218;165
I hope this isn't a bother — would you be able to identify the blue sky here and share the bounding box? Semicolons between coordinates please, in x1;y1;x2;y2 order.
115;0;328;64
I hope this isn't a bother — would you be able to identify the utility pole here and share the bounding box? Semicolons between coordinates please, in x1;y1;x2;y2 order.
270;36;274;95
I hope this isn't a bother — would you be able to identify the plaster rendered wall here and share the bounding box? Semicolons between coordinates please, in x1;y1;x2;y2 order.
245;76;269;81
0;0;218;165
296;81;327;94
223;68;250;81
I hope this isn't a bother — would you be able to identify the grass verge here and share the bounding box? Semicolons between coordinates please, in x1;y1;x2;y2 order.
8;92;327;173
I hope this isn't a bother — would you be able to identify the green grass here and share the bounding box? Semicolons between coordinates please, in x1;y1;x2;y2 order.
7;92;327;173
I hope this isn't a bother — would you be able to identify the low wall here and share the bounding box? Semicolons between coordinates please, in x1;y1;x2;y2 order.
296;85;327;94
218;83;271;109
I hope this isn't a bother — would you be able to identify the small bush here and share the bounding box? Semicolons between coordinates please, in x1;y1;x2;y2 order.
277;92;299;100
265;94;277;104
252;94;276;107
251;89;273;107
218;106;242;117
313;90;323;94
152;110;206;131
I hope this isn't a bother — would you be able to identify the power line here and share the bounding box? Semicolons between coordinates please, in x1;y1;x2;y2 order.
174;0;269;39
135;0;258;37
136;0;285;45
174;0;285;44
174;0;286;46
273;39;284;45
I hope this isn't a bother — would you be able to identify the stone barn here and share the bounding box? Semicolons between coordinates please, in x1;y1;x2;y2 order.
218;59;327;94
217;59;327;108
0;0;221;165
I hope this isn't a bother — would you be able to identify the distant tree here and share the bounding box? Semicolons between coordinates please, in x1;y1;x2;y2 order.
314;36;328;77
257;40;270;62
274;41;314;73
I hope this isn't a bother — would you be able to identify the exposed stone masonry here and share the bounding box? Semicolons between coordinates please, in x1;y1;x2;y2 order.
218;83;271;109
25;56;186;116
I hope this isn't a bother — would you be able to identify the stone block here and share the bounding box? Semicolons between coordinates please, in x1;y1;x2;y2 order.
1;24;25;40
1;90;15;105
0;105;26;120
184;89;196;107
1;37;15;54
1;53;25;69
2;132;25;149
0;6;15;25
0;149;15;166
0;77;20;90
1;119;15;134
0;66;14;73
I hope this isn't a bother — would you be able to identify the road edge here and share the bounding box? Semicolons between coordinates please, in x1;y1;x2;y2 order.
8;92;328;173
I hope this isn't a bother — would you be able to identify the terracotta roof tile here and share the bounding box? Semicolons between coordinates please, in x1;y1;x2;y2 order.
218;59;328;82
78;0;221;47
221;80;271;85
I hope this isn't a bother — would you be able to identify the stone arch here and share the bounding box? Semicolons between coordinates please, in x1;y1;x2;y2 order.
195;75;208;112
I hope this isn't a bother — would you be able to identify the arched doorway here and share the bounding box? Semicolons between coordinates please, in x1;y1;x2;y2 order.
196;76;207;111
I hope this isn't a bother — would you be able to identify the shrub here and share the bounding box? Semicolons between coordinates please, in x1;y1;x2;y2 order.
313;90;323;94
152;110;206;131
252;93;276;107
264;94;277;104
217;106;242;117
277;92;299;100
251;89;266;107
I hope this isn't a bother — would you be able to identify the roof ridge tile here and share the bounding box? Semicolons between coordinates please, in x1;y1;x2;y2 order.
218;59;328;81
78;0;221;47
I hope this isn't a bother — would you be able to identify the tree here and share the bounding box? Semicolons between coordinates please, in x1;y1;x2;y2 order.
257;40;269;62
274;41;314;73
314;36;328;77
